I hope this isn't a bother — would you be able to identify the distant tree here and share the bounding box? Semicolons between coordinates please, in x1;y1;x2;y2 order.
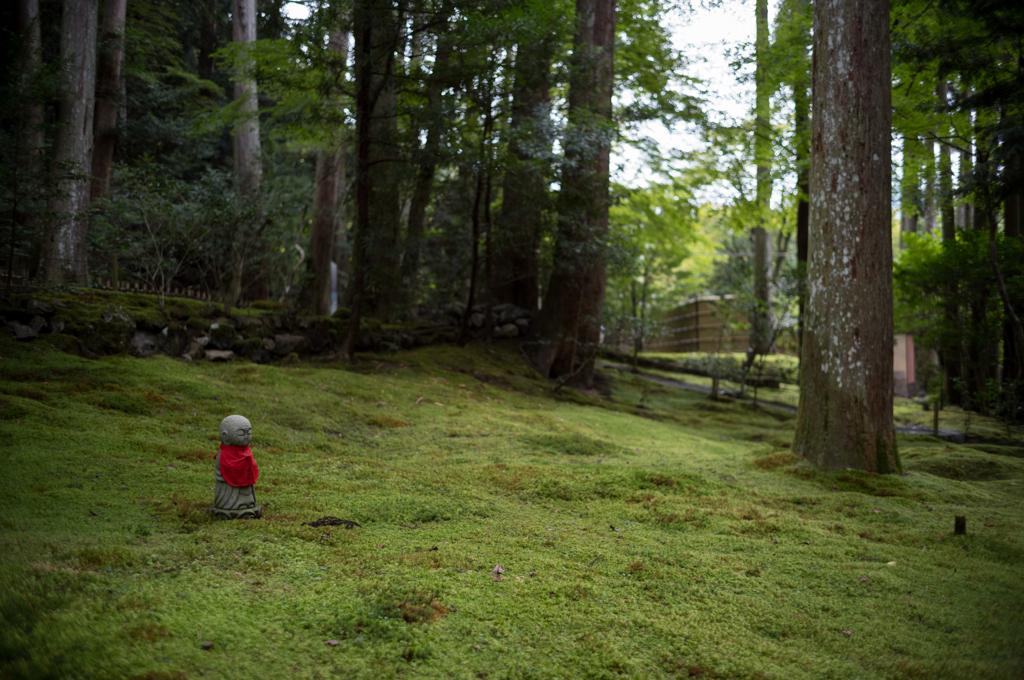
793;0;899;473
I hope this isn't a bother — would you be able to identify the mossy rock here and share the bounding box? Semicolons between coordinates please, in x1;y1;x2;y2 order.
332;307;352;320
48;333;83;356
235;337;264;362
130;306;171;332
251;300;291;311
168;302;191;320
208;323;237;350
185;316;211;332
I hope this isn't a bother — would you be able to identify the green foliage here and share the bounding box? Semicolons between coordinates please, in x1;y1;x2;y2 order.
895;231;1024;419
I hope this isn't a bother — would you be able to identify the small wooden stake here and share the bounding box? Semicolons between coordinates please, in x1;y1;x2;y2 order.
954;515;966;535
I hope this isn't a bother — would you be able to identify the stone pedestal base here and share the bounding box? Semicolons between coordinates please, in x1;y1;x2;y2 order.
210;504;263;520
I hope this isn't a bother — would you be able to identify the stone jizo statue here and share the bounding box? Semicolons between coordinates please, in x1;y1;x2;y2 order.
210;414;262;520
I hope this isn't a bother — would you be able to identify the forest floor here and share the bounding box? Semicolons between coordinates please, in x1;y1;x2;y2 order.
1;333;1023;679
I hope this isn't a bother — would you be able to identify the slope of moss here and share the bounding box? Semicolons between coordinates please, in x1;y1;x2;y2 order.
1;335;1022;680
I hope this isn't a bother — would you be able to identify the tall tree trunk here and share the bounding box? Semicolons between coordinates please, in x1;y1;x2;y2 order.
936;80;962;405
309;28;349;316
459;170;485;346
900;135;921;243
534;0;615;386
232;0;262;197
340;0;395;358
17;0;44;162
43;0;99;285
90;0;127;203
794;0;898;473
748;0;772;368
363;0;402;320
792;0;810;363
199;0;217;79
492;35;556;313
401;25;453;301
227;0;262;306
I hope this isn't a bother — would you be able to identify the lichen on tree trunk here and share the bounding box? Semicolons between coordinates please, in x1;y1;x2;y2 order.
794;0;898;473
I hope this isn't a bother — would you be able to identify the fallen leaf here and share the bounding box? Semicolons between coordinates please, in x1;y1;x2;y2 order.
922;546;927;551
415;396;424;405
201;642;214;650
770;536;778;544
491;564;505;575
435;402;444;406
474;645;482;650
326;640;339;647
873;509;881;514
859;577;868;582
166;465;177;470
842;631;852;637
88;510;99;516
376;544;384;548
886;561;897;566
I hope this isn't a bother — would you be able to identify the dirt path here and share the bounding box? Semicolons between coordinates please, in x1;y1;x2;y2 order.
596;360;968;443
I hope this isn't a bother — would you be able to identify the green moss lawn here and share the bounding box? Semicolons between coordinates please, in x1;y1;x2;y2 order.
2;333;1023;679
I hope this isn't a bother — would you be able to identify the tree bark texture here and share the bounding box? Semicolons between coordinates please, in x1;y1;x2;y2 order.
17;0;45;162
90;0;127;202
792;0;810;360
749;0;772;363
794;0;899;473
362;0;401;320
492;36;556;313
43;0;98;285
534;0;615;386
309;28;349;316
232;0;262;197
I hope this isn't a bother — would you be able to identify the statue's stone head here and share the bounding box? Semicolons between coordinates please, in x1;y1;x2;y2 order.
220;415;252;446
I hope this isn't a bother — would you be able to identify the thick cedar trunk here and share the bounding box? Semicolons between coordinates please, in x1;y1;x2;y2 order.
492;37;555;313
363;0;401;320
309;28;349;316
43;0;98;285
534;0;615;386
401;30;452;298
232;0;262;197
340;0;378;360
199;0;217;78
90;0;127;203
794;0;898;473
748;0;772;367
228;0;262;306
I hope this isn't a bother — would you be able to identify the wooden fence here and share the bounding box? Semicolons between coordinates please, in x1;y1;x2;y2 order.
647;295;749;353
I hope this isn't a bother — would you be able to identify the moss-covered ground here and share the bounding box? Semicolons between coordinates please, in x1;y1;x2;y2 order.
2;334;1023;679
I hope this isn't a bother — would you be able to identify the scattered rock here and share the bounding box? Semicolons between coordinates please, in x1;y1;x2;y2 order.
205;349;235;362
50;319;65;334
470;312;484;328
8;322;36;340
494;323;519;339
23;299;53;316
28;315;47;333
201;641;214;650
130;331;159;358
273;333;306;356
261;337;275;351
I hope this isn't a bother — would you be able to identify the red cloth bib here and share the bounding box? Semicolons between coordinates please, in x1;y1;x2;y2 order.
219;445;259;487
